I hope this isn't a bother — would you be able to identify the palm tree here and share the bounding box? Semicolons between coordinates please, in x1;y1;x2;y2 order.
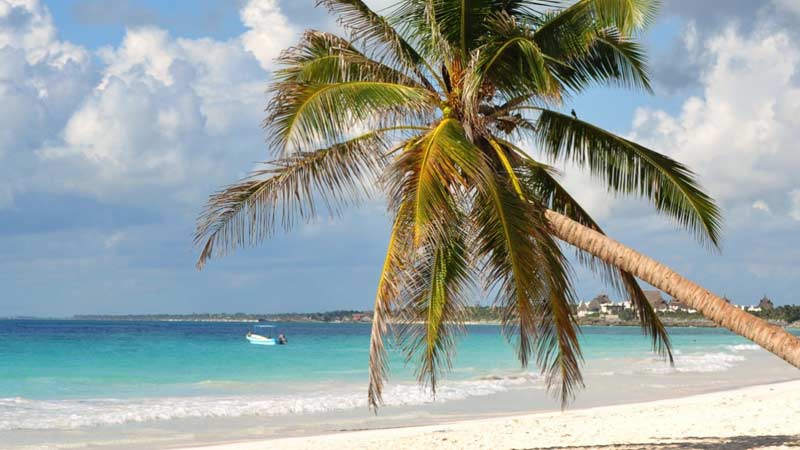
195;0;800;409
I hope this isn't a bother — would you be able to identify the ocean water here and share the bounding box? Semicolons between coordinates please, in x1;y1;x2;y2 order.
1;320;798;449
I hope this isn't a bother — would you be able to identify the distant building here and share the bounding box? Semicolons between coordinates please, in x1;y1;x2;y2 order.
593;294;613;305
577;302;591;318
644;290;669;311
758;296;775;310
587;294;614;314
667;298;696;313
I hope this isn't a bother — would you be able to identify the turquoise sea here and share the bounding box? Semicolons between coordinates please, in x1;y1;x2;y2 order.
1;320;798;448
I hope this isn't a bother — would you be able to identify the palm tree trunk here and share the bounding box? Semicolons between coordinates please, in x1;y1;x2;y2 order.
545;209;800;369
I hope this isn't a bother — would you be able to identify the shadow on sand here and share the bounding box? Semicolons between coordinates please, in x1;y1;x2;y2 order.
514;434;800;450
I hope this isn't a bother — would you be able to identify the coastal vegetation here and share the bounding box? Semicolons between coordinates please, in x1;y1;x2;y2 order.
70;303;800;328
193;0;800;409
756;305;800;325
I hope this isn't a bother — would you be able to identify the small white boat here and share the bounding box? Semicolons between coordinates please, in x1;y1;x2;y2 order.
246;333;276;345
246;325;276;346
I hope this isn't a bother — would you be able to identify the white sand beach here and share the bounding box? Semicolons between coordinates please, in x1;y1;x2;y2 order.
176;379;800;450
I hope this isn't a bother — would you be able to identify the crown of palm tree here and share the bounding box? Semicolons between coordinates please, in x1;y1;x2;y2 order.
194;0;722;410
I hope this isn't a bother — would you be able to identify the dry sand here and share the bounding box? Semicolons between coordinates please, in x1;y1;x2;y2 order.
175;379;800;450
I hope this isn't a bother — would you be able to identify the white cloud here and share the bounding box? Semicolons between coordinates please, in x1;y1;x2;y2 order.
752;200;771;213
629;23;800;222
97;27;176;87
0;0;295;209
0;0;87;66
239;0;296;71
0;0;96;209
774;0;800;17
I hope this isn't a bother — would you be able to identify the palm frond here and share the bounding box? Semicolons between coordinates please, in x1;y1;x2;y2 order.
560;27;651;92
536;288;584;407
316;0;437;90
463;12;561;119
589;0;658;35
266;80;435;154
394;0;561;60
531;10;651;93
433;0;493;59
274;30;422;87
473;139;583;406
385;118;485;246
397;218;473;395
533;108;723;248
383;119;488;396
195;131;395;269
530;6;596;59
510;148;672;361
472;152;547;368
368;202;413;410
537;0;657;39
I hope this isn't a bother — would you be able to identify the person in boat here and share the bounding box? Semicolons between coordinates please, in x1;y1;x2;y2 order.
277;333;287;345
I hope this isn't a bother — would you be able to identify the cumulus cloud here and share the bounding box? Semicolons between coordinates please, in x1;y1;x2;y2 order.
0;0;95;209
0;0;295;210
240;0;296;71
0;0;87;66
752;200;771;214
630;23;800;223
653;0;800;92
773;0;800;18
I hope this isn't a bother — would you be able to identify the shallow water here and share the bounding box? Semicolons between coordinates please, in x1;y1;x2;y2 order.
1;320;798;449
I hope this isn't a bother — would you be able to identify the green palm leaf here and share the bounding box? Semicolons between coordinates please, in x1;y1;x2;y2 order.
267;80;436;154
394;0;560;59
589;0;658;34
536;288;584;407
195;131;394;268
536;0;657;38
473;154;547;367
398;220;473;395
533;108;723;248
316;0;437;90
368;202;413;410
533;16;652;93
385;118;484;245
511;148;672;361
473;141;584;405
463;12;560;114
274;30;422;87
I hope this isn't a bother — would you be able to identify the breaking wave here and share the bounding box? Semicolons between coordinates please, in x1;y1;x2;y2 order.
0;374;540;431
644;352;746;374
725;344;761;352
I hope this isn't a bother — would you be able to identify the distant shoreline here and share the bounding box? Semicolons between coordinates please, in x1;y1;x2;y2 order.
5;315;797;329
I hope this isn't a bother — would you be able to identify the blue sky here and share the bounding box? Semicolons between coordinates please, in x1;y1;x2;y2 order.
1;0;799;317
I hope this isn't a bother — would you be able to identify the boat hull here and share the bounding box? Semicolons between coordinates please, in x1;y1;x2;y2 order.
246;335;276;346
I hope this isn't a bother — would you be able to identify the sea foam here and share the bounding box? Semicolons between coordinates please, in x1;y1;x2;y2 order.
725;344;761;352
0;375;538;431
644;352;746;374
